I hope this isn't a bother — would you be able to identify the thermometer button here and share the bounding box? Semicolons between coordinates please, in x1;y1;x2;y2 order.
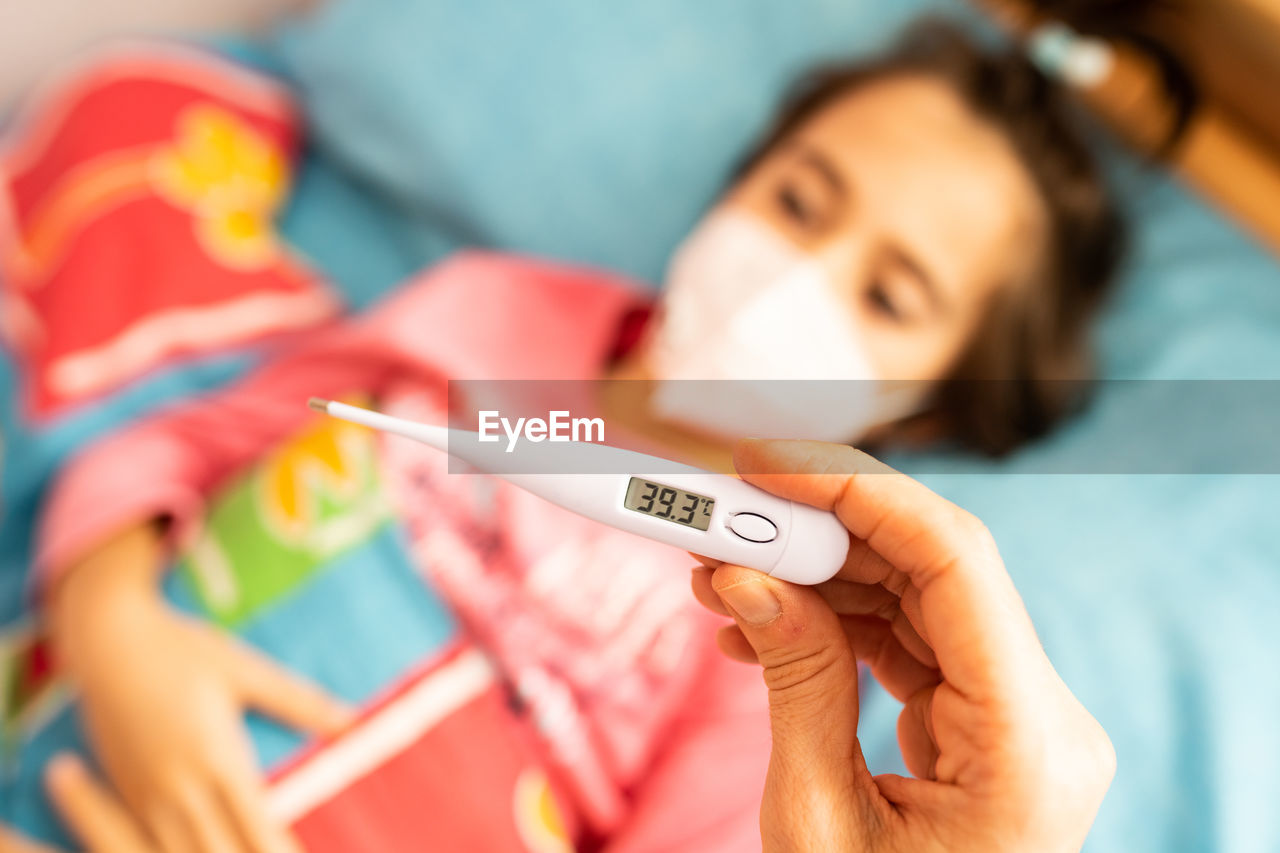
727;512;779;544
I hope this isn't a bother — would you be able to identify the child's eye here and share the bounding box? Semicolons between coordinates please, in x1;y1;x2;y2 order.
777;185;813;225
867;282;904;323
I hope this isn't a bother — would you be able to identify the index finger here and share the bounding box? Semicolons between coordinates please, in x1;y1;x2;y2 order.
733;438;1042;699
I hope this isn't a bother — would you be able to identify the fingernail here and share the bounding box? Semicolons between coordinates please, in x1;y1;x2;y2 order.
718;580;781;625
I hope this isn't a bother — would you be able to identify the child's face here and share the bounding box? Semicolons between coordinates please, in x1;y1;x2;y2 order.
723;74;1047;383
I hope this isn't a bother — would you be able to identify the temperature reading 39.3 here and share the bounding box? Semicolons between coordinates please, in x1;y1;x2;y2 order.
623;478;715;531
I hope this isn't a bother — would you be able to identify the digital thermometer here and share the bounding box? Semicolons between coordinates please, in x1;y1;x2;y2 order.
309;399;849;585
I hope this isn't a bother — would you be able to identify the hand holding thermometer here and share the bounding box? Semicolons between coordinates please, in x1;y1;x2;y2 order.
309;399;850;585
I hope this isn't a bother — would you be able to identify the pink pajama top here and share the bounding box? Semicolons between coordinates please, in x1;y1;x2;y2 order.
36;251;772;852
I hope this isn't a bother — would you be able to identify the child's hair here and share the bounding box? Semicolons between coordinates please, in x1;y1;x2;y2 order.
738;21;1128;456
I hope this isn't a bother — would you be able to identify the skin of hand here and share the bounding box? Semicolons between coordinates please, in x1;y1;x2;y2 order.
690;439;1115;853
45;524;355;853
0;755;158;852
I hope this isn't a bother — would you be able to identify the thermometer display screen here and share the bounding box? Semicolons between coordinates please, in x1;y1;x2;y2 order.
623;478;715;531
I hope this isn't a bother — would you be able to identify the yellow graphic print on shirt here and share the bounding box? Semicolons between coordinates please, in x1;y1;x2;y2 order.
176;405;391;628
150;105;288;270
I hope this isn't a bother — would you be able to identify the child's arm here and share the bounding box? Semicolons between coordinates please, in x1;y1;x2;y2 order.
33;300;405;851
46;521;352;853
34;319;404;593
33;252;522;591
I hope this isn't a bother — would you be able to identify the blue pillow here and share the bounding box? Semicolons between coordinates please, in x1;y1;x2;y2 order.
268;0;967;284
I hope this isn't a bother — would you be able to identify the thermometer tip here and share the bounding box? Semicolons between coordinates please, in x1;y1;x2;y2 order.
307;397;331;414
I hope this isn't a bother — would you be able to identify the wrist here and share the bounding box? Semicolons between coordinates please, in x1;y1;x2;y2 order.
47;522;168;664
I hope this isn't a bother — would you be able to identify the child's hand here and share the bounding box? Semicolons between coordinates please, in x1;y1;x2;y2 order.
49;525;355;853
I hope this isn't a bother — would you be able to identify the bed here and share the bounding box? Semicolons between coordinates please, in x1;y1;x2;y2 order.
3;1;1280;851
976;0;1280;258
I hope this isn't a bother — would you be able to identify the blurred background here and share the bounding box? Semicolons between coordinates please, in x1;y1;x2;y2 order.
0;0;302;104
3;1;1280;852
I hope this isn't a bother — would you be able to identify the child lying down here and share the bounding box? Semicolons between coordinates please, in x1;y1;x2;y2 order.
9;21;1123;853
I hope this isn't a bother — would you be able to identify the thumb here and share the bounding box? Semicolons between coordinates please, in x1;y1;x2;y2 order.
43;754;152;852
223;639;356;737
712;565;876;811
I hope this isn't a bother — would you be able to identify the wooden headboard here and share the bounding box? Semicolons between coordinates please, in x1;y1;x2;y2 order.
977;0;1280;258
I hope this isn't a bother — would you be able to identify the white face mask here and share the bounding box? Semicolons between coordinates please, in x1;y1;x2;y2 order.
646;209;922;443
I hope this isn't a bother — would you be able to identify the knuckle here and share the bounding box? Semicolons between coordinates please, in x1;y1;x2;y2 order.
956;508;995;547
881;568;912;598
865;621;902;672
206;754;246;787
1090;723;1118;784
158;771;195;802
928;509;1001;577
846;543;887;584
142;800;176;832
759;643;847;697
1059;701;1116;786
